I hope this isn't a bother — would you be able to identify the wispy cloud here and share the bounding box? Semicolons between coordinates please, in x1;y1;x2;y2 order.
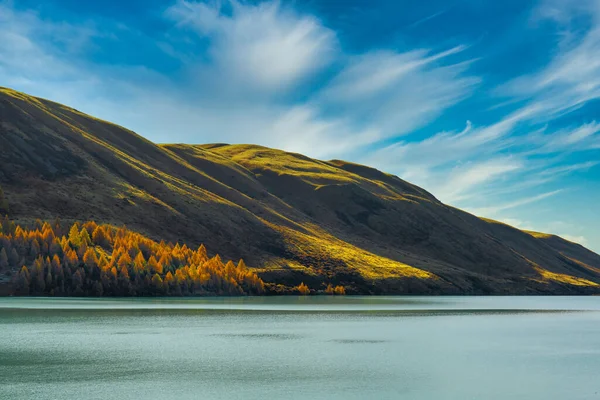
436;158;524;203
467;190;563;218
534;122;600;153
406;9;448;29
501;1;600;120
317;46;479;142
538;161;600;176
0;3;95;92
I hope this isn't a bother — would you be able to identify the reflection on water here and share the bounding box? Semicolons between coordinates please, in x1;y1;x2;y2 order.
1;296;599;400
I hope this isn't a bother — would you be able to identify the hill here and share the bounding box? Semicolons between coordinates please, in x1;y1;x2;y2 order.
1;87;599;295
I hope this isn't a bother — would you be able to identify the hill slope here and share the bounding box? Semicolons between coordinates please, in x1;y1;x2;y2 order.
1;87;599;294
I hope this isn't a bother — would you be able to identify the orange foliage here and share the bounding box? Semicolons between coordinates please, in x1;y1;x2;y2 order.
0;216;265;297
333;285;346;295
325;283;346;295
296;282;310;295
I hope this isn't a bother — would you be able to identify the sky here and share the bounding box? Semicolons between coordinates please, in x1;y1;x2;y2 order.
1;0;599;252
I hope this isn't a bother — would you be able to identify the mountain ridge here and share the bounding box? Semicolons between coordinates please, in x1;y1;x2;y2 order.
1;86;599;294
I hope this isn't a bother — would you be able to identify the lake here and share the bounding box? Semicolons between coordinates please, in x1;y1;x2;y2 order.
1;296;599;399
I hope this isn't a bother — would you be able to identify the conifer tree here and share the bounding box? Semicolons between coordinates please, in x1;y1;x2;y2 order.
9;248;19;265
325;284;334;295
83;248;98;268
29;239;41;259
68;223;82;248
296;282;310;295
17;266;30;295
133;251;146;273
0;248;8;270
92;226;109;248
79;227;92;246
0;185;9;215
151;273;164;294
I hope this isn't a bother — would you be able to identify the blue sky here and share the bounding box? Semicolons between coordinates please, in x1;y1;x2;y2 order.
1;0;599;252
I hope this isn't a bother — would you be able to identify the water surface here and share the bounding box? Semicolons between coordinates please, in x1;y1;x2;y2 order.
1;296;599;399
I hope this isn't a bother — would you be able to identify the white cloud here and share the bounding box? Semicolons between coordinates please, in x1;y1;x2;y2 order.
560;234;588;245
501;1;600;121
362;108;533;190
436;158;523;203
317;47;479;139
0;4;76;83
322;46;467;99
537;122;600;152
467;190;563;218
538;161;600;176
166;0;336;93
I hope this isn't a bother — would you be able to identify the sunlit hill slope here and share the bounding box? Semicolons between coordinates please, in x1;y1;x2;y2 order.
1;87;599;295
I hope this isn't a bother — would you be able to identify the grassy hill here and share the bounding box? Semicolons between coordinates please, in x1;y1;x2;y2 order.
1;87;599;295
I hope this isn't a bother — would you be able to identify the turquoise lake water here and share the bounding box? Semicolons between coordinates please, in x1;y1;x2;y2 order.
1;296;599;399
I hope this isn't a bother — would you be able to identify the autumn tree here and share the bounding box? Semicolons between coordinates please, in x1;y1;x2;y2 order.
79;227;92;247
68;223;82;248
151;273;164;294
4;218;266;297
117;252;132;270
133;251;146;274
333;285;346;295
296;282;310;295
147;256;162;275
92;226;109;248
83;248;99;269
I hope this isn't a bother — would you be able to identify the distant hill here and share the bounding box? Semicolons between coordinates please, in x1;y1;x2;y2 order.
1;87;599;295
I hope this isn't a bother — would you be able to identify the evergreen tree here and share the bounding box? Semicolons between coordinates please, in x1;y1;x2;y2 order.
17;266;30;295
0;185;9;215
0;248;8;269
30;240;41;259
9;248;19;265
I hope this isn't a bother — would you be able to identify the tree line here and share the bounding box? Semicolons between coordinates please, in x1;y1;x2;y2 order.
0;217;265;296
